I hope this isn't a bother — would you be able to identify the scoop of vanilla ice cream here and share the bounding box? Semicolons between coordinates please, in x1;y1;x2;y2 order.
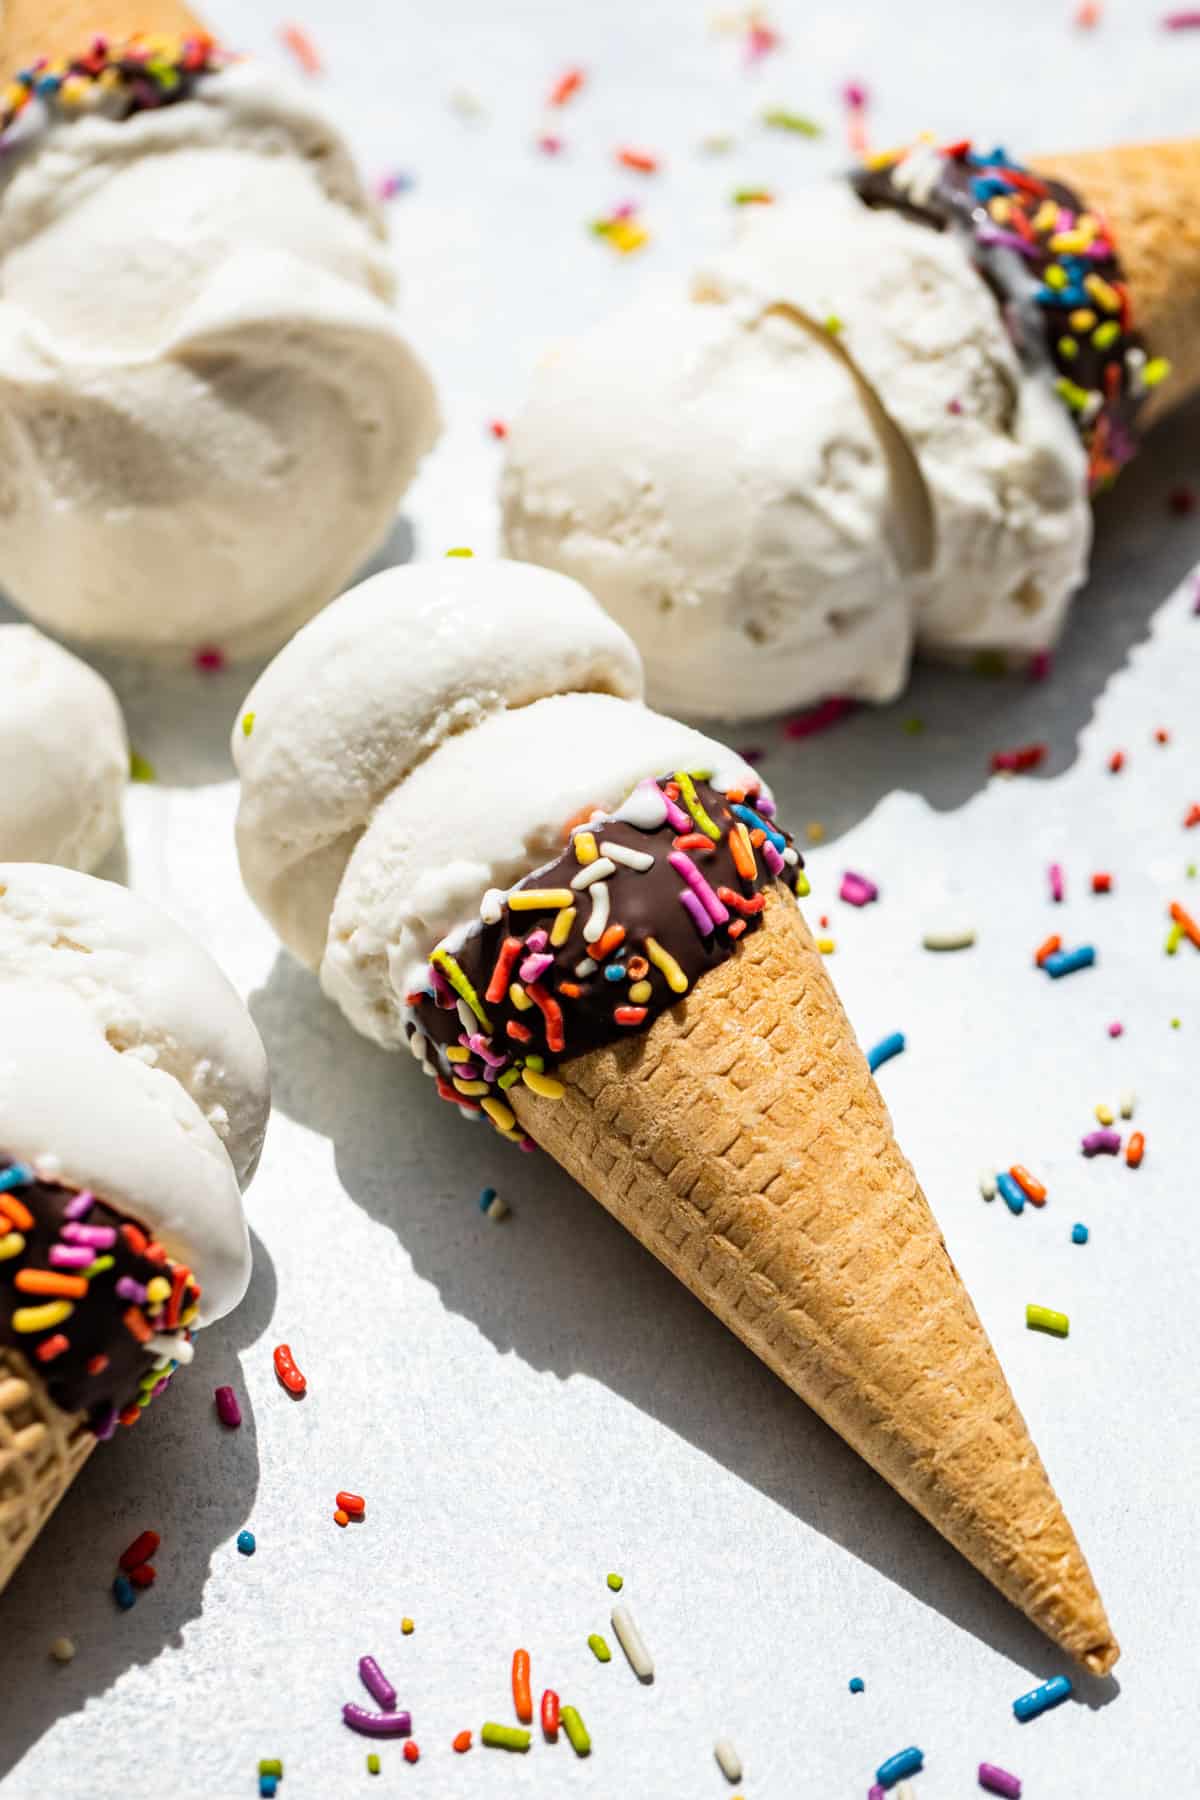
321;691;760;1048
500;277;931;721
0;624;127;869
0;864;270;1318
0;64;439;658
698;181;1092;658
233;559;643;968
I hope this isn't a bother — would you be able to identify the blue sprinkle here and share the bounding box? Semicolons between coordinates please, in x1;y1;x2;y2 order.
1013;1674;1072;1721
1036;285;1088;308
730;803;785;852
996;1172;1026;1215
35;73;62;97
876;1745;924;1786
867;1031;906;1074
849;1676;865;1693
260;1779;278;1799
237;1530;256;1556
479;1186;497;1213
0;1163;33;1192
603;963;626;982
971;175;1012;200
1072;1222;1089;1244
112;1574;136;1611
1042;945;1095;979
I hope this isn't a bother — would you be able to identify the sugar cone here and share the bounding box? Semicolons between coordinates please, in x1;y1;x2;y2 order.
0;1345;93;1596
1034;138;1200;426
511;889;1118;1673
0;0;208;75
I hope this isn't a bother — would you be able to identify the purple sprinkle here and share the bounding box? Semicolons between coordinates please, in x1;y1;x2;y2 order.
214;1385;242;1429
947;397;964;414
669;851;729;925
977;225;1043;259
91;1404;118;1441
840;870;878;907
49;1244;94;1269
868;1788;885;1800
358;1655;398;1711
755;792;777;817
1081;1129;1122;1157
342;1704;412;1738
116;1276;148;1304
60;1222;117;1248
979;1763;1022;1798
678;888;714;938
150;1377;171;1398
63;1190;95;1221
760;837;785;875
661;790;691;833
737;746;765;765
519;953;553;983
427;963;454;1005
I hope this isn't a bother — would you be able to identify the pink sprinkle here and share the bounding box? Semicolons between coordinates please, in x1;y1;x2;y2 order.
979;1763;1022;1799
49;1245;94;1269
842;80;869;107
524;929;549;953
612;200;637;220
193;645;226;673
1074;0;1101;25
538;134;564;155
63;1189;95;1221
1108;1020;1124;1037
947;397;964;414
214;1385;242;1429
61;1222;117;1247
746;22;781;61
783;696;856;740
1049;863;1065;904
1028;649;1053;682
839;870;878;907
761;837;785;875
1164;9;1200;25
661;791;691;833
279;21;323;73
519;953;553;983
374;171;414;201
467;1034;507;1070
669;851;729;925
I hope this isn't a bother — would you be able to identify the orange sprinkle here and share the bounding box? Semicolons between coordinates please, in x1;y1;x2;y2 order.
512;1648;533;1723
664;781;681;800
120;1222;147;1255
123;1306;153;1344
729;822;757;881
1010;1165;1047;1205
279;22;323;74
1169;900;1200;948
143;1241;167;1265
614;1005;647;1026
118;1404;141;1428
334;1509;350;1527
727;919;747;939
1091;872;1113;893
1034;933;1062;966
617;147;658;173
548;67;585;106
453;1731;472;1754
673;833;713;853
750;828;766;848
594;924;626;958
562;802;601;836
1126;1131;1145;1168
1185;803;1200;829
165;1263;190;1328
0;1193;33;1231
557;980;583;998
626;955;649;980
15;1269;87;1298
1108;749;1125;772
506;1019;533;1042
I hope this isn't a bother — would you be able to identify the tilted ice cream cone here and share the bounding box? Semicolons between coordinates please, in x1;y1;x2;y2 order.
0;865;269;1594
0;0;209;74
232;557;1118;1673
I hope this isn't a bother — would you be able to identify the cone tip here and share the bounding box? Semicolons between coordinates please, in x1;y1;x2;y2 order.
1080;1635;1121;1677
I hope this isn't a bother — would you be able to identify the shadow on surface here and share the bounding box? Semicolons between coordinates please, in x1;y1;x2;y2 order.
251;956;1119;1689
0;1230;277;1782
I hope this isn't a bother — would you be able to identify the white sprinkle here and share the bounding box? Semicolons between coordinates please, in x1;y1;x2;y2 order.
979;1170;997;1201
1119;1089;1136;1119
572;857;617;890
783;846;799;865
894;1784;918;1800
610;1603;654;1679
145;1333;193;1363
33;1153;62;1182
922;922;977;952
599;841;655;872
714;1738;743;1782
574;957;597;977
50;1637;75;1663
456;999;476;1035
479;888;504;925
408;1030;429;1064
583;881;611;944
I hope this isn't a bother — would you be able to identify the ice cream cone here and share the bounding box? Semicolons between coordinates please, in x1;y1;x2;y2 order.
1034;137;1200;426
0;1346;93;1595
0;0;208;74
510;887;1119;1675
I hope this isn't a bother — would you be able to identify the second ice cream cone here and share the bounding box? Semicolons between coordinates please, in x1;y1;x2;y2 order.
511;888;1119;1674
0;1;209;74
0;1346;93;1595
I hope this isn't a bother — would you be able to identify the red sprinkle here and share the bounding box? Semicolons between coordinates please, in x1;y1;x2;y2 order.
1091;872;1113;893
192;644;226;674
128;1563;157;1589
489;420;508;439
541;1688;561;1739
1186;804;1200;829
1154;726;1171;744
1108;749;1125;772
403;1742;420;1764
35;1334;70;1363
335;1491;366;1517
990;742;1047;774
453;1730;472;1753
119;1530;160;1572
273;1343;307;1396
783;696;855;739
1168;488;1196;512
1126;1131;1145;1167
86;1353;109;1376
614;1005;648;1026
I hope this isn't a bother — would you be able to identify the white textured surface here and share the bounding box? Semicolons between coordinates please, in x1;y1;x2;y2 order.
1;2;1199;1796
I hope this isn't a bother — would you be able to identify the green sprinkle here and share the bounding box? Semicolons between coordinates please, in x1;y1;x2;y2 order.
129;750;156;783
367;1753;380;1774
1171;1016;1181;1029
606;1572;624;1591
497;1067;521;1090
1187;863;1196;879
430;947;491;1031
1054;375;1091;413
587;1633;612;1662
241;711;255;738
1026;1304;1069;1338
761;108;822;136
561;1705;591;1756
902;715;925;735
674;770;720;841
1092;320;1120;349
480;1723;531;1751
1058;335;1078;359
258;1762;283;1779
732;187;772;206
795;869;811;897
524;1053;545;1072
445;546;474;556
82;1254;114;1279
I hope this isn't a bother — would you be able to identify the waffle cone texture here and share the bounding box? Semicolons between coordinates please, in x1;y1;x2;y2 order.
0;1345;93;1596
512;889;1118;1674
0;0;208;74
1034;137;1200;425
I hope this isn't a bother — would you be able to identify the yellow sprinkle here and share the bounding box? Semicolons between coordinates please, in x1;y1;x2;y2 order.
509;984;533;1011
674;770;720;841
0;1232;26;1261
482;1097;517;1133
1043;262;1068;290
445;546;474;557
806;821;825;844
430;947;491;1032
129;750;156;783
1084;272;1121;312
1049;228;1091;254
988;196;1012;224
550;906;577;948
1143;356;1171;388
1166;921;1184;955
522;1068;566;1099
179;1304;199;1327
1069;308;1097;332
445;1045;471;1063
628;980;652;1003
645;936;689;994
817;937;836;954
145;1277;170;1305
453;1078;489;1097
13;1300;73;1334
1033;200;1059;232
241;711;256;737
795;869;811;897
1092;320;1120;349
401;1618;414;1634
574;832;598;865
509;889;574;910
1095;1102;1115;1126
